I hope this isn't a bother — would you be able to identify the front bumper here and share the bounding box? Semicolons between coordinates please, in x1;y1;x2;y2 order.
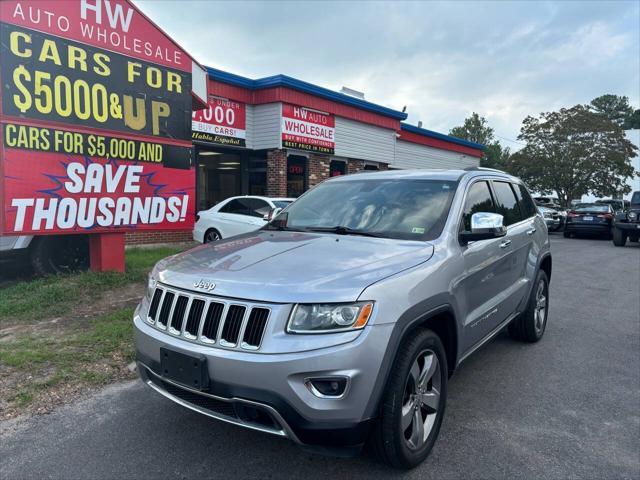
134;306;391;449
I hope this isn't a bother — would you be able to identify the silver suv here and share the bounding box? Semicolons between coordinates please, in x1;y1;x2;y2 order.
134;169;551;469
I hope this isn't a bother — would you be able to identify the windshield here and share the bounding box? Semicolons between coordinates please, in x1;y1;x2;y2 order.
276;178;458;240
632;192;640;206
574;204;609;212
273;200;292;209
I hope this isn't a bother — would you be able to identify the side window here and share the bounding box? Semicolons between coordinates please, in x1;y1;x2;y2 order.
219;199;247;215
514;184;537;219
493;181;524;226
461;181;496;231
244;199;270;218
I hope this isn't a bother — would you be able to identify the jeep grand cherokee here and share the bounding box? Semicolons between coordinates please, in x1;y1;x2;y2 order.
134;168;552;469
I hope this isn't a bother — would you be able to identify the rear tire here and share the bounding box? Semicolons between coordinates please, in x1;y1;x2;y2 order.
204;229;222;243
371;329;447;470
508;269;549;343
612;228;627;247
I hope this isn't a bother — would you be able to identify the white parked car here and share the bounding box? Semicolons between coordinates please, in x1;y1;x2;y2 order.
193;196;295;243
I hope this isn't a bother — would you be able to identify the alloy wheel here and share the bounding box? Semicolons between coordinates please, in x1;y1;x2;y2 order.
401;349;441;450
534;279;547;334
205;231;221;243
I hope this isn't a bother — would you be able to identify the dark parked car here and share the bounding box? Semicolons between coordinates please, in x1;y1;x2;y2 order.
612;191;640;247
564;203;614;238
596;198;630;213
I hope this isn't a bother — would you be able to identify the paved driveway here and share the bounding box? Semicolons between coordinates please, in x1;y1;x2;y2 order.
1;235;639;479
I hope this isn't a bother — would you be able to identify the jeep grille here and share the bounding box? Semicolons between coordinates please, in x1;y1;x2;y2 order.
146;286;271;350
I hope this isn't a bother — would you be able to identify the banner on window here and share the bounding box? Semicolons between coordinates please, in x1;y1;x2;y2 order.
192;97;246;147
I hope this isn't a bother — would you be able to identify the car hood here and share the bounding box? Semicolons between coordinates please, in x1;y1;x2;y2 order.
155;231;434;303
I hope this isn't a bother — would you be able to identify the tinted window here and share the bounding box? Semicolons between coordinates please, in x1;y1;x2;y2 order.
273;200;292;209
515;184;538;218
220;199;247;215
244;199;270;218
574;204;610;213
283;179;458;241
493;181;524;226
630;192;640;205
461;181;496;231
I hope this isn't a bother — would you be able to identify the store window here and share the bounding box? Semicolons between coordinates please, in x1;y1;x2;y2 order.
330;160;346;177
364;164;379;171
196;149;242;210
287;155;307;197
248;156;267;196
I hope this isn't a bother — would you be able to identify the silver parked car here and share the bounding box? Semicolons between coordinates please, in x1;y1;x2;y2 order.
134;168;551;469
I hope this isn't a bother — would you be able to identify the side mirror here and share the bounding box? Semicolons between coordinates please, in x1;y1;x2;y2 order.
459;212;507;245
263;207;283;222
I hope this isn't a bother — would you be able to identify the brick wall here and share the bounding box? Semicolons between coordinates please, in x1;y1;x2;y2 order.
266;149;287;197
308;153;330;187
378;163;389;171
348;159;365;174
125;230;192;245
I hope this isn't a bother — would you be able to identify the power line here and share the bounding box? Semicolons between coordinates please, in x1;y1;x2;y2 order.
494;134;526;146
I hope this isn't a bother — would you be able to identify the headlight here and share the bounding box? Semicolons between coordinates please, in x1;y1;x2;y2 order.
287;302;374;333
147;270;157;298
628;211;638;221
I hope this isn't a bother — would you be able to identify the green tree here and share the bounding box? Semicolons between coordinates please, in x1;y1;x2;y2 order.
449;112;495;145
509;105;637;207
483;142;511;170
623;109;640;130
590;94;634;128
449;112;511;169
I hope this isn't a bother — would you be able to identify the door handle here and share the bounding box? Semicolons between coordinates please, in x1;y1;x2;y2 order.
499;239;512;248
527;228;536;235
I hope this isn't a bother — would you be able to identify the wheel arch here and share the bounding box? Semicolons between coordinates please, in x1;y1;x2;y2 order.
539;254;552;282
364;301;459;420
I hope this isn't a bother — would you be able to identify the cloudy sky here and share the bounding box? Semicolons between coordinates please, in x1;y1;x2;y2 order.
137;0;639;150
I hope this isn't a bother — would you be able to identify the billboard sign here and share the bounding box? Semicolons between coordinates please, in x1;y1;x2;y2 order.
281;103;335;154
0;0;203;235
192;97;246;147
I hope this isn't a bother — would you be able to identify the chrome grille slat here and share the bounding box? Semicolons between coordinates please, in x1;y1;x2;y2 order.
146;286;270;351
157;291;175;330
169;295;189;335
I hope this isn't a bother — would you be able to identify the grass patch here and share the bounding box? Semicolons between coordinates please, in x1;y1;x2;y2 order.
1;307;137;411
0;246;183;324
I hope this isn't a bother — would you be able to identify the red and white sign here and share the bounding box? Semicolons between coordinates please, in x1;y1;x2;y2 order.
0;0;205;235
192;97;246;147
4;151;194;234
281;104;335;154
0;0;189;71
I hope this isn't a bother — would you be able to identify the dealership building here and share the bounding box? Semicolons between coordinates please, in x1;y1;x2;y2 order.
127;67;484;245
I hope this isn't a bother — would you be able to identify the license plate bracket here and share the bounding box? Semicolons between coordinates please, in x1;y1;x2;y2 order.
583;216;593;221
160;347;209;390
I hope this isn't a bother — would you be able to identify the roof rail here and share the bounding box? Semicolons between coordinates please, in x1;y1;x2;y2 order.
463;166;507;173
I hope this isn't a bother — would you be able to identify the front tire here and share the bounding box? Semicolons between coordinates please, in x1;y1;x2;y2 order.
508;269;549;342
30;235;89;275
372;329;447;469
612;227;627;247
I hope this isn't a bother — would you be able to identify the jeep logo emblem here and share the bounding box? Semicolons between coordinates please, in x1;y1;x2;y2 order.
193;279;216;291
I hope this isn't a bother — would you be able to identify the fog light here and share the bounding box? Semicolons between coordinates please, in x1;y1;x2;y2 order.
305;377;348;398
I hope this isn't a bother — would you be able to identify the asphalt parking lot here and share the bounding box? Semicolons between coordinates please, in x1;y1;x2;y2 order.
1;234;639;479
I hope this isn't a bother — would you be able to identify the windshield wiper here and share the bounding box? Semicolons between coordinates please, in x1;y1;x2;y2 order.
304;226;386;238
262;224;305;232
